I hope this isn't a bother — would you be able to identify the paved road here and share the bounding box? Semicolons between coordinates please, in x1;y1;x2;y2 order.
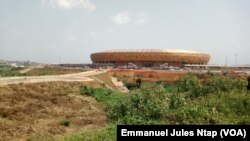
0;70;106;85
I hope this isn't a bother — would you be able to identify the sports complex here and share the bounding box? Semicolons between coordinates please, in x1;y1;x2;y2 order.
90;49;210;68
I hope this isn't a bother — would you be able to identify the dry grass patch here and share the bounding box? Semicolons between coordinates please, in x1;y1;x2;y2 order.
25;66;90;76
0;81;106;141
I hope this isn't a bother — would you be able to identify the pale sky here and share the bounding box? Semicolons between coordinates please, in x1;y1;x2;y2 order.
0;0;250;65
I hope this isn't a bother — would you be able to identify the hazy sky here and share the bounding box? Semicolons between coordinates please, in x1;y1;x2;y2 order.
0;0;250;65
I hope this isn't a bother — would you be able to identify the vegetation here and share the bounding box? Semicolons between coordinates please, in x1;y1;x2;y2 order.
108;83;168;124
80;85;126;106
0;67;23;77
124;75;142;90
248;76;250;90
93;73;118;90
177;73;248;97
61;125;115;141
0;81;105;141
60;119;70;127
25;66;88;76
0;66;89;77
66;72;249;140
2;73;250;141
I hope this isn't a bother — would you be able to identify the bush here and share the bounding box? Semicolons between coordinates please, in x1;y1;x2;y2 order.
177;73;200;92
62;125;115;141
177;73;248;97
177;74;203;97
108;83;169;124
0;67;23;77
79;85;126;106
169;93;186;109
80;73;250;126
60;119;70;127
248;77;250;90
124;82;138;90
135;76;142;87
80;85;94;96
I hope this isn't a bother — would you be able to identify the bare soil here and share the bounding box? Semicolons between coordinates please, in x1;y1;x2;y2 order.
0;81;106;141
108;69;186;82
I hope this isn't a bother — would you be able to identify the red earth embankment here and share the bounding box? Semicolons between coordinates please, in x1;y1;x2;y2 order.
107;69;249;83
107;69;186;82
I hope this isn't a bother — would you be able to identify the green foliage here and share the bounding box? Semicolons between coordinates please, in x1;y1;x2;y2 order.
80;85;94;96
247;77;250;90
169;93;186;109
164;72;249;124
124;76;142;90
124;82;138;90
164;83;179;93
177;73;203;97
177;72;248;97
177;73;200;92
77;72;249;133
62;125;115;141
79;85;126;106
60;119;70;127
108;72;249;125
108;83;169;124
0;67;23;77
135;76;142;87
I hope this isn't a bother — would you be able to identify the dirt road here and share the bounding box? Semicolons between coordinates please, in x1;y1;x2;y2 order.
0;70;106;85
19;65;44;74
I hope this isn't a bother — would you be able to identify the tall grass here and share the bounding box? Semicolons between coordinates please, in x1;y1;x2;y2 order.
63;72;250;140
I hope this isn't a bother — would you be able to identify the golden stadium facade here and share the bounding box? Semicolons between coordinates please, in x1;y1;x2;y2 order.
90;49;210;68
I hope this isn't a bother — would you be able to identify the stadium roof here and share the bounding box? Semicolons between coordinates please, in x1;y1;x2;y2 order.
100;49;200;54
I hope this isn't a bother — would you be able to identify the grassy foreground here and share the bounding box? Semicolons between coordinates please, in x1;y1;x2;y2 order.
0;66;89;77
25;66;89;76
1;72;249;141
59;72;249;140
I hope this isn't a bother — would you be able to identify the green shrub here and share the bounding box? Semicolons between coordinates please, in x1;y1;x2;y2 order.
124;82;138;90
80;85;94;96
60;119;70;127
79;73;250;126
169;93;186;109
108;83;168;124
0;67;23;77
62;125;115;141
248;77;250;90
135;76;142;87
177;73;199;92
177;73;248;97
79;85;126;106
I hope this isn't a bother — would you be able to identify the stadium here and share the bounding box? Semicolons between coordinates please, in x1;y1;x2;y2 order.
90;49;210;68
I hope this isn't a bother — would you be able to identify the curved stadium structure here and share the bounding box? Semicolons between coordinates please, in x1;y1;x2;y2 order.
90;49;210;68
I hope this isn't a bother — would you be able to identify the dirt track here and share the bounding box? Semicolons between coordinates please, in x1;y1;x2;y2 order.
0;70;106;85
